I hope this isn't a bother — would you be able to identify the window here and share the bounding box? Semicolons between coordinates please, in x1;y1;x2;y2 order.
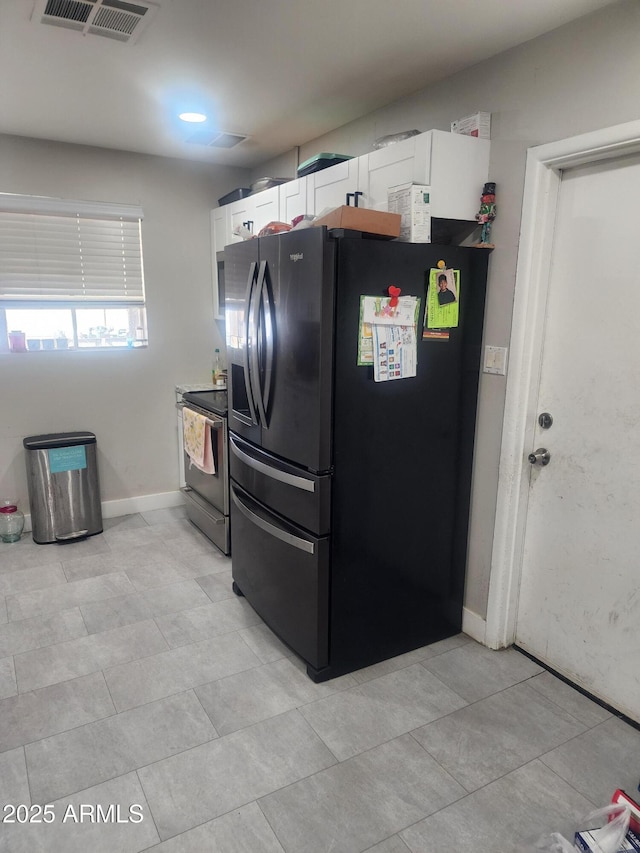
0;194;146;351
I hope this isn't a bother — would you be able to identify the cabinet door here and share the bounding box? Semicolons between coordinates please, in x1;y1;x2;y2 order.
210;209;226;320
307;158;360;215
227;197;256;244
360;133;432;211
212;205;229;250
228;186;281;242
279;178;308;226
250;186;280;234
429;131;490;220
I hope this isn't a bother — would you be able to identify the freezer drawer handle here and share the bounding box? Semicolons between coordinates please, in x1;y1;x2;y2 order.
230;435;315;493
232;488;315;555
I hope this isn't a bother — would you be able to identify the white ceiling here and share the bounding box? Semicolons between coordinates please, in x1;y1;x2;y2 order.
0;0;617;169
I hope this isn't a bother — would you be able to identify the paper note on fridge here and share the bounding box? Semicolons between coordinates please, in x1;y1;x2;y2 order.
362;295;419;326
373;324;418;382
426;268;460;329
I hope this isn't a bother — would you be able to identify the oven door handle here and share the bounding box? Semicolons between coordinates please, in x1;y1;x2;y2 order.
231;486;315;554
229;434;315;493
177;402;223;428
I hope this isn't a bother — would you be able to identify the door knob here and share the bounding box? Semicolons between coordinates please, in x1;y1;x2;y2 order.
528;448;551;467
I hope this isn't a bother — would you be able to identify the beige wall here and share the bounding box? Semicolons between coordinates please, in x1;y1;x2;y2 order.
0;135;249;509
256;0;640;619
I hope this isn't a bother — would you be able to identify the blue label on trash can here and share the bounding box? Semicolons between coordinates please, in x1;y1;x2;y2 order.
48;445;87;474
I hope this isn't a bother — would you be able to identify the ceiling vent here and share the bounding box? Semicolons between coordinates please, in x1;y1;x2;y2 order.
185;131;248;149
34;0;160;44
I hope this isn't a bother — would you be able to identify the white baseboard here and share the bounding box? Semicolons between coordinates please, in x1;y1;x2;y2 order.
462;607;487;645
101;490;184;519
22;490;184;532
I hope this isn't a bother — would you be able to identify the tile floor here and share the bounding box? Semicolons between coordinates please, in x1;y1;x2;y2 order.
0;509;638;852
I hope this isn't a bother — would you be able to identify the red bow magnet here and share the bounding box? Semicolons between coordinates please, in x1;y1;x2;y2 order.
388;285;401;308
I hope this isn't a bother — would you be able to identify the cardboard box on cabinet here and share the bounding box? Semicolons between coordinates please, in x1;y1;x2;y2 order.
312;205;401;239
451;111;491;139
388;183;431;243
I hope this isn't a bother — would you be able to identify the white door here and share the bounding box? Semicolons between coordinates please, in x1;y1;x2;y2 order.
515;153;640;721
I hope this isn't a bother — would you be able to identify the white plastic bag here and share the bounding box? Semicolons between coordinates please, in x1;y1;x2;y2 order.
534;803;631;852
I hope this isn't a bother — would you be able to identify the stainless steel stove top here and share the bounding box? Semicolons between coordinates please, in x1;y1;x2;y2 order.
182;389;228;417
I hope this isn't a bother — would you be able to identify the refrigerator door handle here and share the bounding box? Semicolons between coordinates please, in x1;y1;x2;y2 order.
231;486;315;554
249;260;266;427
243;261;259;425
252;260;270;428
229;434;316;493
259;261;275;423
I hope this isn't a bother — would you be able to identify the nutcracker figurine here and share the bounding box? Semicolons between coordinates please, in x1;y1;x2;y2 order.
475;181;496;248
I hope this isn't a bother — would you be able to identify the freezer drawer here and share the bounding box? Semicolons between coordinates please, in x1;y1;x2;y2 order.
230;482;329;670
229;433;330;535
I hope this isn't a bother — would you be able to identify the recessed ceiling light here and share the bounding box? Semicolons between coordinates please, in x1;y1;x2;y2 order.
179;112;207;123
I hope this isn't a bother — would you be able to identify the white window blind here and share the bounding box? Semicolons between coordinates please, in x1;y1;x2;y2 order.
0;194;145;304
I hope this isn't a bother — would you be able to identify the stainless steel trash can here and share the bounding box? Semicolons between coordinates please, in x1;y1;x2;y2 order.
23;432;103;544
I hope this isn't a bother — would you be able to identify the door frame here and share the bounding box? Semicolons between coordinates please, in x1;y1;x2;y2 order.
484;118;640;649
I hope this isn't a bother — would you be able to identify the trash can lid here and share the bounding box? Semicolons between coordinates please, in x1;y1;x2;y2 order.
23;432;97;449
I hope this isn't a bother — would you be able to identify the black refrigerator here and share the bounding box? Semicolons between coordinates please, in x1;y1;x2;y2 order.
225;226;489;682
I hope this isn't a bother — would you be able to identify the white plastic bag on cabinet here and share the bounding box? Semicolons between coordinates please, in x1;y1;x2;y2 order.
533;803;630;853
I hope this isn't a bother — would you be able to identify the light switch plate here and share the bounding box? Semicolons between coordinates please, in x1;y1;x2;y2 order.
483;345;508;375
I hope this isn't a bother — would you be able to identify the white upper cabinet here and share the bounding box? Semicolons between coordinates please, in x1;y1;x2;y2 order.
359;133;431;211
426;130;490;220
360;130;489;219
226;197;253;245
213;129;490;256
279;178;308;226
226;186;281;244
250;186;280;234
306;157;360;216
212;205;229;253
210;209;226;320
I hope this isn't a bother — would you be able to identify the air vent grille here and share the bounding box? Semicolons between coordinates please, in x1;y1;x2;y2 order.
91;5;145;36
34;0;158;43
40;0;95;30
44;0;95;24
185;131;248;149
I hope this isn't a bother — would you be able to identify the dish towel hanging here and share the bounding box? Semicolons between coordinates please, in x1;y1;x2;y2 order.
182;407;216;474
